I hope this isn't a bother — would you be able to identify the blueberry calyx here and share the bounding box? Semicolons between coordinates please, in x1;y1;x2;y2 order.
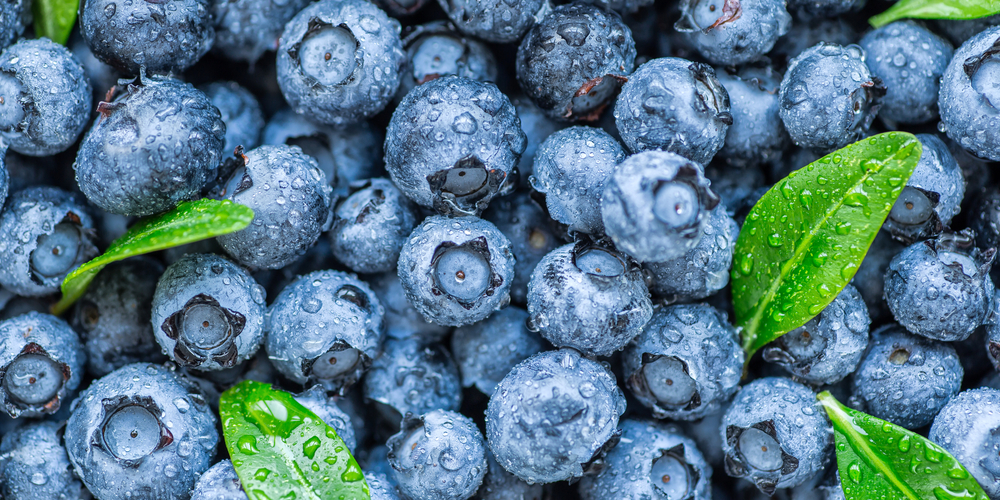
287;19;361;89
649;444;699;499
1;342;71;412
723;421;799;495
161;294;246;368
690;63;733;125
426;156;506;216
93;395;174;468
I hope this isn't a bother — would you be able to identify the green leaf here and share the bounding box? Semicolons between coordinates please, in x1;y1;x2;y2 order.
870;0;1000;28
731;132;921;362
817;391;989;500
32;0;79;45
220;380;370;500
51;199;253;315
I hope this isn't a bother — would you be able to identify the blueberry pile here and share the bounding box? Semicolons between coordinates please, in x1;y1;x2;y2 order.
0;0;998;499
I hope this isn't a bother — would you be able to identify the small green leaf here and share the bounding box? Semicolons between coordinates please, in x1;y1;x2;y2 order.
731;132;921;361
817;391;989;500
220;380;370;500
52;198;253;315
870;0;1000;28
32;0;79;45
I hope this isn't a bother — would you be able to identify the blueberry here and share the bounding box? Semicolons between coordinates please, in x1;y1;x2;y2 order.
0;186;98;297
215;145;334;270
294;385;358;452
721;377;832;494
938;26;1000;161
190;459;247;500
367;271;452;342
79;0;214;74
439;0;546;43
486;349;626;484
679;404;728;468
716;66;790;168
623;303;743;420
387;409;487;500
374;0;429;17
970;186;1000;254
771;17;860;65
762;284;870;385
579;419;712;500
0;0;26;52
517;3;635;122
363;444;398;484
935;16;1000;46
615;58;731;164
0;148;7;208
365;470;403;500
644;202;738;301
512;94;567;182
602;151;720;263
779;43;884;152
527;240;652;356
199;81;265;154
330;178;420;274
0;421;88;500
277;0;405;127
74;75;225;216
674;0;790;66
0;313;82;420
0;39;91;156
451;306;545;395
929;388;1000;498
703;162;766;219
385;76;525;216
477;449;544;500
400;22;497;98
266;270;384;393
785;0;864;18
851;231;904;323
398;215;515;327
850;324;963;429
71;257;167;377
65;363;218;500
362;338;461;428
859;22;953;125
212;0;311;64
482;192;560;305
182;353;278;410
884;231;994;342
530;126;626;235
882;134;965;243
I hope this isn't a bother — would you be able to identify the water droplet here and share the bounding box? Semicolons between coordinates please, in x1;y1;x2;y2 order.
238;435;260;455
302;436;322;460
848;461;862;483
30;472;47;485
767;233;782;247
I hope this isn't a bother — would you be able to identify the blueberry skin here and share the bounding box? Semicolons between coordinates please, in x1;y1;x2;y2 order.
721;377;832;494
0;39;91;156
0;187;98;297
387;410;487;500
786;0;864;18
859;22;952;125
512;94;567;182
939;26;1000;161
451;306;545;395
385;76;526;216
970;187;1000;254
477;449;544;500
0;421;88;500
884;232;994;342
215;145;334;270
398;215;515;327
614;58;731;164
362;338;462;424
329;178;420;274
367;271;452;342
771;17;859;65
675;0;790;66
79;0;214;74
277;0;405;127
65;363;218;500
0;0;26;52
486;349;626;484
200;81;265;154
74;75;226;217
716;66;790;168
516;3;635;122
482;193;560;306
365;471;402;500
438;0;545;43
762;284;870;385
579;419;712;500
779;43;884;153
72;257;167;377
530;126;626;235
0;149;7;207
0;312;84;419
294;385;357;452
399;22;497;99
882;134;965;244
190;459;247;500
645;203;737;301
850;324;963;429
266;270;385;393
212;0;311;64
527;241;652;357
151;253;267;371
929;388;1000;499
623;303;743;421
602;151;720;263
851;231;904;323
935;15;1000;46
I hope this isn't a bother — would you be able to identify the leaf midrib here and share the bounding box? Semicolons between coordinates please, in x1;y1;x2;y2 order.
268;433;324;500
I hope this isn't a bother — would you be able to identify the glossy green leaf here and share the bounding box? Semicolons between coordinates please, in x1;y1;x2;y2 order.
52;199;253;315
731;132;921;362
870;0;1000;27
817;391;989;500
220;380;370;500
33;0;78;45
